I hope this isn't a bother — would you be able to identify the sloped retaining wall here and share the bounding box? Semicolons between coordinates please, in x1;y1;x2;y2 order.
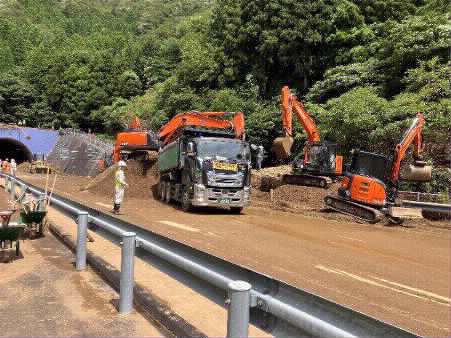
47;130;113;176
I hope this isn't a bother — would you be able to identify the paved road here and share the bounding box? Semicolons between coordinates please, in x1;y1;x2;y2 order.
0;189;165;337
21;175;451;336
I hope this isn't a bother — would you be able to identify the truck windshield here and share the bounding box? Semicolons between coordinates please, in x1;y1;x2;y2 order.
197;140;250;161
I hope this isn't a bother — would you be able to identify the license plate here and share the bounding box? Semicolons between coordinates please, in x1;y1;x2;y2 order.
218;198;231;204
213;161;238;172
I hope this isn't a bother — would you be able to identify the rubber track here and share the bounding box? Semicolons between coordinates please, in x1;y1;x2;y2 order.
282;174;332;189
324;195;384;224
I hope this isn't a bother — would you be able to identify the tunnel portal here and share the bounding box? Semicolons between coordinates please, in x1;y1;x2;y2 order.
0;138;33;164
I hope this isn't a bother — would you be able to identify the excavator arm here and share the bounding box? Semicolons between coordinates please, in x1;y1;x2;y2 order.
158;111;245;146
390;112;431;184
273;86;321;159
280;86;321;142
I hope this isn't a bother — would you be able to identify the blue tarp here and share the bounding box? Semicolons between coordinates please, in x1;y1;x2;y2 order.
0;127;59;157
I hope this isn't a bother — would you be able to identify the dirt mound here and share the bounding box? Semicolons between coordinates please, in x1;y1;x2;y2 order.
251;165;341;211
251;165;291;190
82;160;158;199
252;165;292;178
17;162;31;173
272;183;340;210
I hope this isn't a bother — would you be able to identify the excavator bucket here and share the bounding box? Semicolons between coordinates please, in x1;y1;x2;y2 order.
401;161;432;182
272;136;294;160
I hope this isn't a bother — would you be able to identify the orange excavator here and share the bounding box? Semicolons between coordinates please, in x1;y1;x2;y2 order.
272;86;343;188
158;111;245;145
324;112;432;223
113;116;159;163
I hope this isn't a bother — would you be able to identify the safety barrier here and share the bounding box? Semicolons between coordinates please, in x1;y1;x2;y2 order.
1;173;420;338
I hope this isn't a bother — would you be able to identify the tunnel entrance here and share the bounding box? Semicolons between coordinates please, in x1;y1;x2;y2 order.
0;138;33;164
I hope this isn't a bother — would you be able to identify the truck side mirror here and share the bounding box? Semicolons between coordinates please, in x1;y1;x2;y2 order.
187;142;195;156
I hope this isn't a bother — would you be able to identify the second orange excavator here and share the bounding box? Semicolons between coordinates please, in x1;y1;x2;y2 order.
324;112;432;223
272;86;343;188
112;117;159;163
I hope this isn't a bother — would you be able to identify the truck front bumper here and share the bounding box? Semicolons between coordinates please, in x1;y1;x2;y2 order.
191;184;250;207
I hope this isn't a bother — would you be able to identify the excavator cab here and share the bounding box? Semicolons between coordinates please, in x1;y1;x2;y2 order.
293;142;341;176
347;150;392;184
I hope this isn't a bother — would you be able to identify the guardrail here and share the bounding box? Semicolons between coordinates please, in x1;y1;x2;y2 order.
401;200;451;214
1;173;420;338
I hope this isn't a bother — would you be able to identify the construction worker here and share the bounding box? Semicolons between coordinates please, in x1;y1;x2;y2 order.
10;159;17;177
2;158;10;174
256;146;264;170
112;160;129;215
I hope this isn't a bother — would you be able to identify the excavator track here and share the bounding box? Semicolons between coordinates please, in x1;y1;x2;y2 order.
324;195;384;224
282;174;332;189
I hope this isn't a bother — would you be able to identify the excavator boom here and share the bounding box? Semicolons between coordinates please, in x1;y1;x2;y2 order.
159;111;245;146
273;86;321;159
391;112;431;183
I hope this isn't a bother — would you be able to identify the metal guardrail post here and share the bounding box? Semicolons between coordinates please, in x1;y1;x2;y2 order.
9;179;15;201
37;193;46;211
4;175;9;192
21;182;27;196
76;211;89;271
226;281;251;338
119;232;136;314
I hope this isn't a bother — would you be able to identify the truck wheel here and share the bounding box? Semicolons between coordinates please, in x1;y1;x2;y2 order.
181;187;192;212
230;207;243;214
165;182;171;203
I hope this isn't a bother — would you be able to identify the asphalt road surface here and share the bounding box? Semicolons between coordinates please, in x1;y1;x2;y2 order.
20;175;451;337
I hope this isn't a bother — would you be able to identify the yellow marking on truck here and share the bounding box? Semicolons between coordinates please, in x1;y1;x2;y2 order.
158;220;200;233
315;265;450;306
213;161;238;172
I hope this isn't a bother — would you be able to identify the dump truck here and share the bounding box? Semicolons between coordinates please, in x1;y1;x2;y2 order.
157;111;251;213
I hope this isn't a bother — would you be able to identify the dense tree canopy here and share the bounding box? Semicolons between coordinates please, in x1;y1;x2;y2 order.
0;0;449;191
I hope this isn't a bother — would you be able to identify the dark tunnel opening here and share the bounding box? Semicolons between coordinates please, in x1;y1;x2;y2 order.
0;138;33;164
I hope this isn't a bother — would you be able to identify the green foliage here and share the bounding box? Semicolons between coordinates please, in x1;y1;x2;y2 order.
0;0;449;193
306;61;378;102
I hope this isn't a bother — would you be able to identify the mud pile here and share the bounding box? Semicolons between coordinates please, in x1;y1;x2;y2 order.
82;160;158;199
251;165;341;211
271;183;340;210
17;162;31;173
251;165;291;190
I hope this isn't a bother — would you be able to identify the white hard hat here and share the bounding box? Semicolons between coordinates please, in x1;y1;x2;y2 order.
118;160;127;167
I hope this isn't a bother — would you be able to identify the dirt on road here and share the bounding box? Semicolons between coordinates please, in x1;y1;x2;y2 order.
15;171;451;337
0;189;165;337
81;160;158;199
